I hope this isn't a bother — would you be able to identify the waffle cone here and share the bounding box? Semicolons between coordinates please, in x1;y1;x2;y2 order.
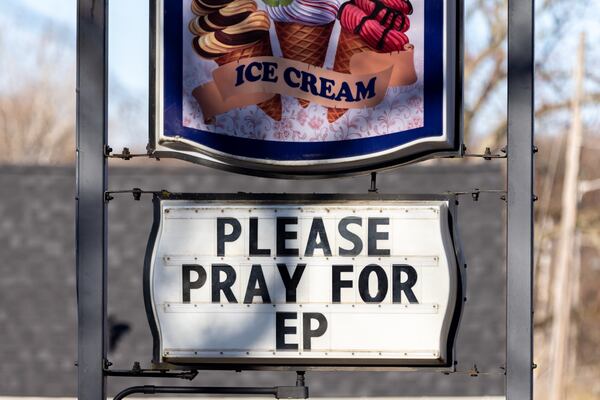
275;21;335;108
327;30;373;123
214;37;282;121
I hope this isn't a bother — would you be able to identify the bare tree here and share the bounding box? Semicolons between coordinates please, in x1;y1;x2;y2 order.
0;28;75;165
463;0;598;150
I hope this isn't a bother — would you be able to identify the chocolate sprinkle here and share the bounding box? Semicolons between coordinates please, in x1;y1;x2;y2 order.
214;29;268;46
192;37;225;59
196;0;233;8
208;11;252;27
197;17;217;33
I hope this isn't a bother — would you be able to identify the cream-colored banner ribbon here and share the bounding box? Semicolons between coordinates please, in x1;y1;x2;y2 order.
193;50;417;120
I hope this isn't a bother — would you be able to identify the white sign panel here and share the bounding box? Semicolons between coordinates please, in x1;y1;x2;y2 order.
144;195;464;369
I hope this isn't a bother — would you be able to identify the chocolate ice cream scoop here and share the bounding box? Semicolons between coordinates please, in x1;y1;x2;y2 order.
190;0;258;35
193;11;271;59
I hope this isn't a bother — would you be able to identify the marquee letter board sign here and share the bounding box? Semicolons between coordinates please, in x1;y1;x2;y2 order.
150;0;462;177
144;194;465;369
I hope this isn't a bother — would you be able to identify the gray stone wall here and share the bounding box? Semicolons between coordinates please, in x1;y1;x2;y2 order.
0;164;505;397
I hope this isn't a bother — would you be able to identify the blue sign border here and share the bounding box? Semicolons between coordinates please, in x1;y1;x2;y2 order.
163;1;445;162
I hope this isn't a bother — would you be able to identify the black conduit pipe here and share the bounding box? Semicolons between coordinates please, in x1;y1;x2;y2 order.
113;385;282;400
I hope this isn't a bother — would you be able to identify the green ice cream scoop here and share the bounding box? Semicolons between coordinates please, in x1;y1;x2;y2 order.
262;0;293;7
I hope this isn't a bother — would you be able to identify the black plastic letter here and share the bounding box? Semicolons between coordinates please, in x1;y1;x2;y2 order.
303;313;328;350
304;218;332;256
277;217;299;256
249;218;270;256
368;218;390;256
332;265;353;303
182;264;207;303
244;264;271;304
211;264;238;303
217;218;241;256
392;264;418;304
276;312;298;350
277;263;307;303
358;264;388;303
338;217;363;256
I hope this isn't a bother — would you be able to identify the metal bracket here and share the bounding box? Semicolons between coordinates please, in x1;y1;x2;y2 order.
105;145;158;160
468;364;480;377
368;172;378;193
446;189;506;202
463;146;507;160
104;189;169;203
104;361;198;380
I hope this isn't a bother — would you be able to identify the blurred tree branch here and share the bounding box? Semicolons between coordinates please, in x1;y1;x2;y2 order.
0;27;75;165
463;0;596;150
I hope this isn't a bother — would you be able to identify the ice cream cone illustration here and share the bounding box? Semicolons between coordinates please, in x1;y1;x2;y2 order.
190;1;282;121
264;0;340;108
328;0;412;123
275;22;334;107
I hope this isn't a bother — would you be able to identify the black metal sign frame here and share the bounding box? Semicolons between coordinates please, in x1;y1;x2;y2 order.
143;193;465;371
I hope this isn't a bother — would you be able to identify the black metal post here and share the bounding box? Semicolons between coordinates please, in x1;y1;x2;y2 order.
507;0;535;398
76;0;109;399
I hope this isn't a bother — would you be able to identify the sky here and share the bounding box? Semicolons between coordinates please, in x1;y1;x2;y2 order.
1;0;599;150
0;0;150;150
7;0;149;94
5;0;600;91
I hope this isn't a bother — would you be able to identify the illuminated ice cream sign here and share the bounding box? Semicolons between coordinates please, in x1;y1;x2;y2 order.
152;0;460;175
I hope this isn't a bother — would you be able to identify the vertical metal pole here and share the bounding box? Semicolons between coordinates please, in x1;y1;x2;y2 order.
507;0;534;399
76;0;108;399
